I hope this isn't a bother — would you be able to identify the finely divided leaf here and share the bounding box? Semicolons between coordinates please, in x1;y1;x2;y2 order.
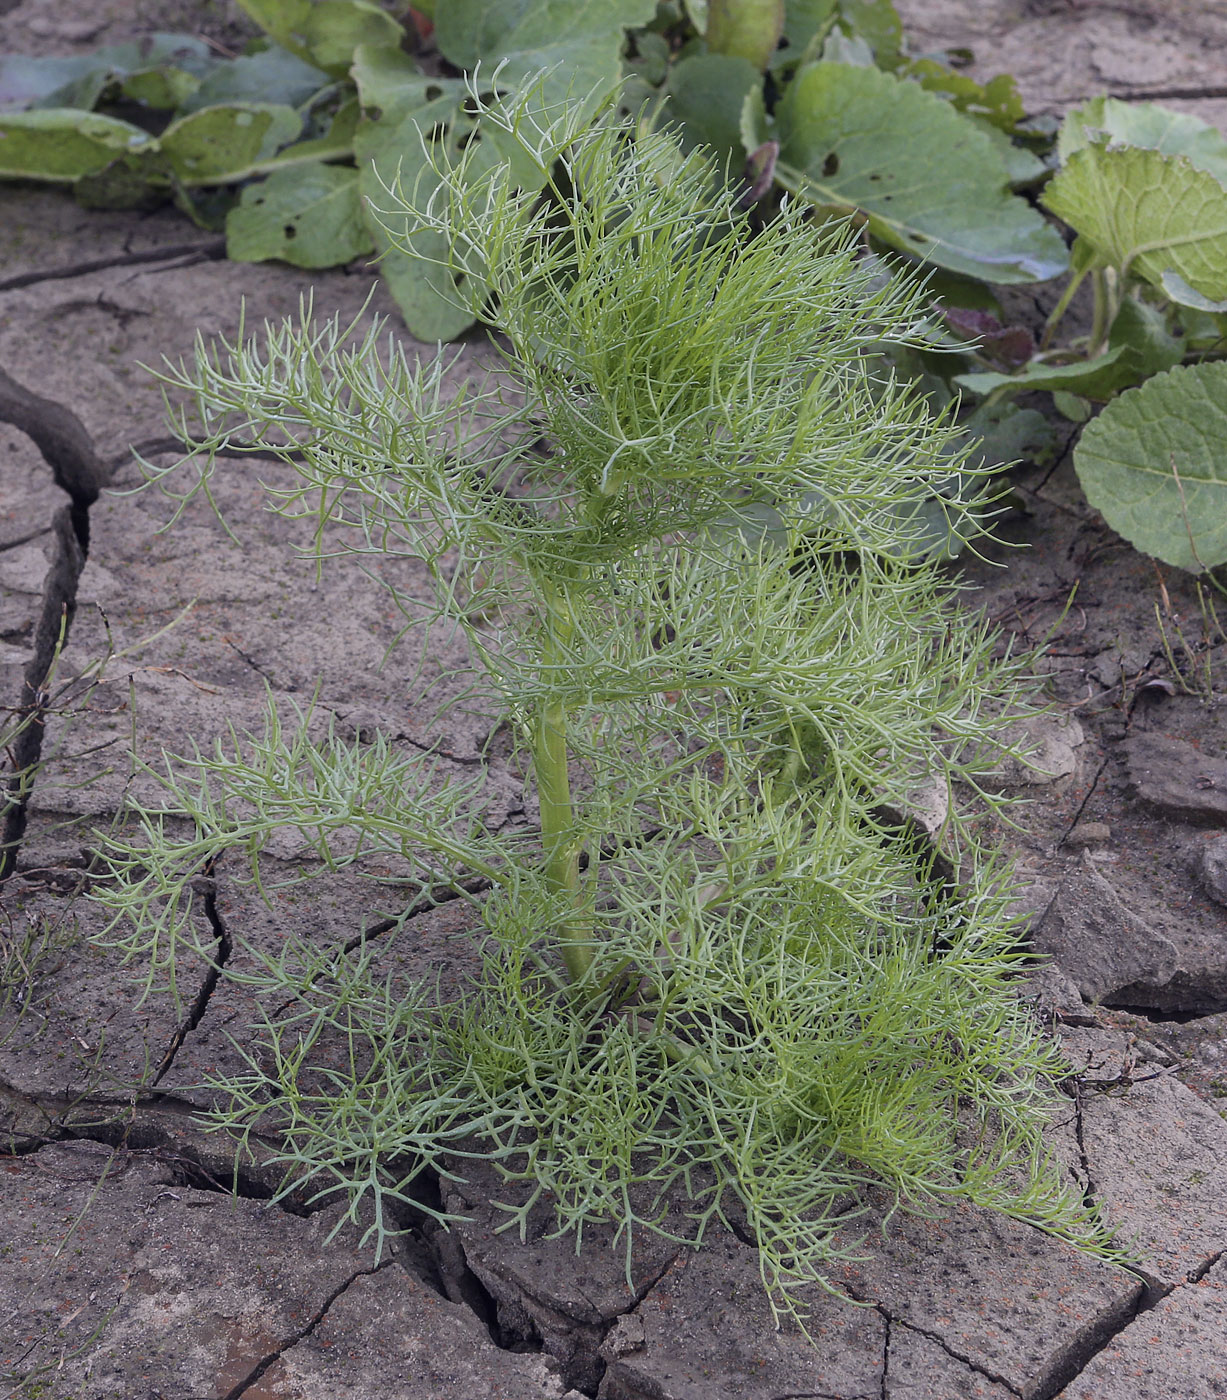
227;162;373;266
1074;361;1227;571
1043;145;1227;309
774;62;1068;283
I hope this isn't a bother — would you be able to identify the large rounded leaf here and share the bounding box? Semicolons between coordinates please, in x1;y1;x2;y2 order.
434;0;656;112
1043;145;1227;310
1074;361;1227;572
773;62;1068;284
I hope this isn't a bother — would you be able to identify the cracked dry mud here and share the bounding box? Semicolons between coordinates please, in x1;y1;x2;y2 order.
4;0;1227;1396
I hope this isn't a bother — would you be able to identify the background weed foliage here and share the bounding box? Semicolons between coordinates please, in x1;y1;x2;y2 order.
94;89;1117;1322
4;0;1227;569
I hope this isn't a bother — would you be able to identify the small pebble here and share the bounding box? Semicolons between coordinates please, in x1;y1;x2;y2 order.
59;19;107;41
1202;835;1227;907
1065;822;1111;847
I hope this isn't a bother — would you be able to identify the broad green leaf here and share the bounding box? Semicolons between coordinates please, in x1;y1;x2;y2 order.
1107;294;1186;376
74;158;168;210
352;44;450;123
268;94;360;164
901;59;1024;132
775;0;837;69
122;66;203;110
0;36;215;112
1074;361;1227;571
706;0;784;71
774;62;1068;283
175;44;329;115
233;0;313;57
955;349;1127;402
956;294;1183;401
0;109;157;181
161;103;303;184
173;183;241;232
0;55;116;111
836;0;902;66
353;71;479;340
227;162;373;265
1059;97;1227;188
301;1;406;76
1161;269;1227;313
434;0;657;112
962;402;1055;470
974;117;1045;187
1043;145;1227;308
1052;392;1092;423
110;35;217;109
666;54;760;166
821;31;873;66
625;30;670;86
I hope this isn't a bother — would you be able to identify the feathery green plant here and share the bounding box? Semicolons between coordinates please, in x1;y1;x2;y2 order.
92;87;1115;1324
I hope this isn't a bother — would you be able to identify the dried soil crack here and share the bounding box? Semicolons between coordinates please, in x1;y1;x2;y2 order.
0;506;87;880
0;368;106;880
882;1309;1024;1399
151;863;234;1085
0;238;226;294
219;1258;394;1400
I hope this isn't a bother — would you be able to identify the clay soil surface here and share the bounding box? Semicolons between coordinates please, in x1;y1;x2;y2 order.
4;2;1227;1398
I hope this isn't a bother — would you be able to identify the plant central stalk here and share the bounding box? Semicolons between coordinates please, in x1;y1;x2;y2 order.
535;581;592;983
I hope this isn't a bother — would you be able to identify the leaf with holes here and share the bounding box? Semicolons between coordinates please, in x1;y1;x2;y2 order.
352;53;478;340
227;162;373;267
1074;361;1227;571
0;108;158;181
773;62;1067;283
161;103;303;185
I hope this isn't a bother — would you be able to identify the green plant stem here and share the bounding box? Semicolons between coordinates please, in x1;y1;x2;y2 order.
534;581;592;983
1088;267;1114;357
1042;264;1090;350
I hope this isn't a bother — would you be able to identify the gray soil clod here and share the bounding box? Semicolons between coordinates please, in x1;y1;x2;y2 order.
4;1;1227;1397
